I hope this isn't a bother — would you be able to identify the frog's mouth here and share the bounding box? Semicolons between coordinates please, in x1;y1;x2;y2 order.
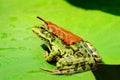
32;26;50;43
32;26;52;53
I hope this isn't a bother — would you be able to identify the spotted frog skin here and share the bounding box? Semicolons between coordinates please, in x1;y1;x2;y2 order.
32;16;102;74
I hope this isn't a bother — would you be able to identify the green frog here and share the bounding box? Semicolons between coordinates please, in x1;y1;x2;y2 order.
32;16;102;74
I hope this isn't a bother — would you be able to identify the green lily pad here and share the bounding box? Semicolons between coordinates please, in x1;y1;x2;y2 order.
0;0;120;80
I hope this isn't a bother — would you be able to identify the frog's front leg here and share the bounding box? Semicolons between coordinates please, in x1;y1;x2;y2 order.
44;51;60;62
44;45;61;62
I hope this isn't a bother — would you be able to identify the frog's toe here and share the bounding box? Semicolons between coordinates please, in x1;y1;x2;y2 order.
40;68;77;75
40;68;61;74
43;51;48;58
40;68;53;72
43;51;52;62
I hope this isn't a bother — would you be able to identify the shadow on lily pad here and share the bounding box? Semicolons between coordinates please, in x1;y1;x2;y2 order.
92;64;120;80
66;0;120;16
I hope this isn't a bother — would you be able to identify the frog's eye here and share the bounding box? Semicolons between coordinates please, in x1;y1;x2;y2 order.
40;26;46;29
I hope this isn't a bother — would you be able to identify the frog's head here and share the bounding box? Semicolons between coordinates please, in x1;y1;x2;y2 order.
32;16;55;43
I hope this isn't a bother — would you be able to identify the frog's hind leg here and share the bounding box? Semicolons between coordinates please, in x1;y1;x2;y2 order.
40;57;87;75
40;68;79;75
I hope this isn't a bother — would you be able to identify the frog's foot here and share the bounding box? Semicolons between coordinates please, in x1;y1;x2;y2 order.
44;51;53;62
40;68;79;75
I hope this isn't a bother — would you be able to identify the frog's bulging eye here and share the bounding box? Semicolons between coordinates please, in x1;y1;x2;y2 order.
40;26;45;29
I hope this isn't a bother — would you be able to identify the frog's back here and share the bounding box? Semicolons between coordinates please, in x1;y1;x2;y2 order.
46;21;83;45
36;16;83;45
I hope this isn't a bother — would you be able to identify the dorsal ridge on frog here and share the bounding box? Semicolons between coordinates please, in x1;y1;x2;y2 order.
32;16;102;74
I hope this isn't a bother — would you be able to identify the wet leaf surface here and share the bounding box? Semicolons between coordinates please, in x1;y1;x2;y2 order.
0;0;120;80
